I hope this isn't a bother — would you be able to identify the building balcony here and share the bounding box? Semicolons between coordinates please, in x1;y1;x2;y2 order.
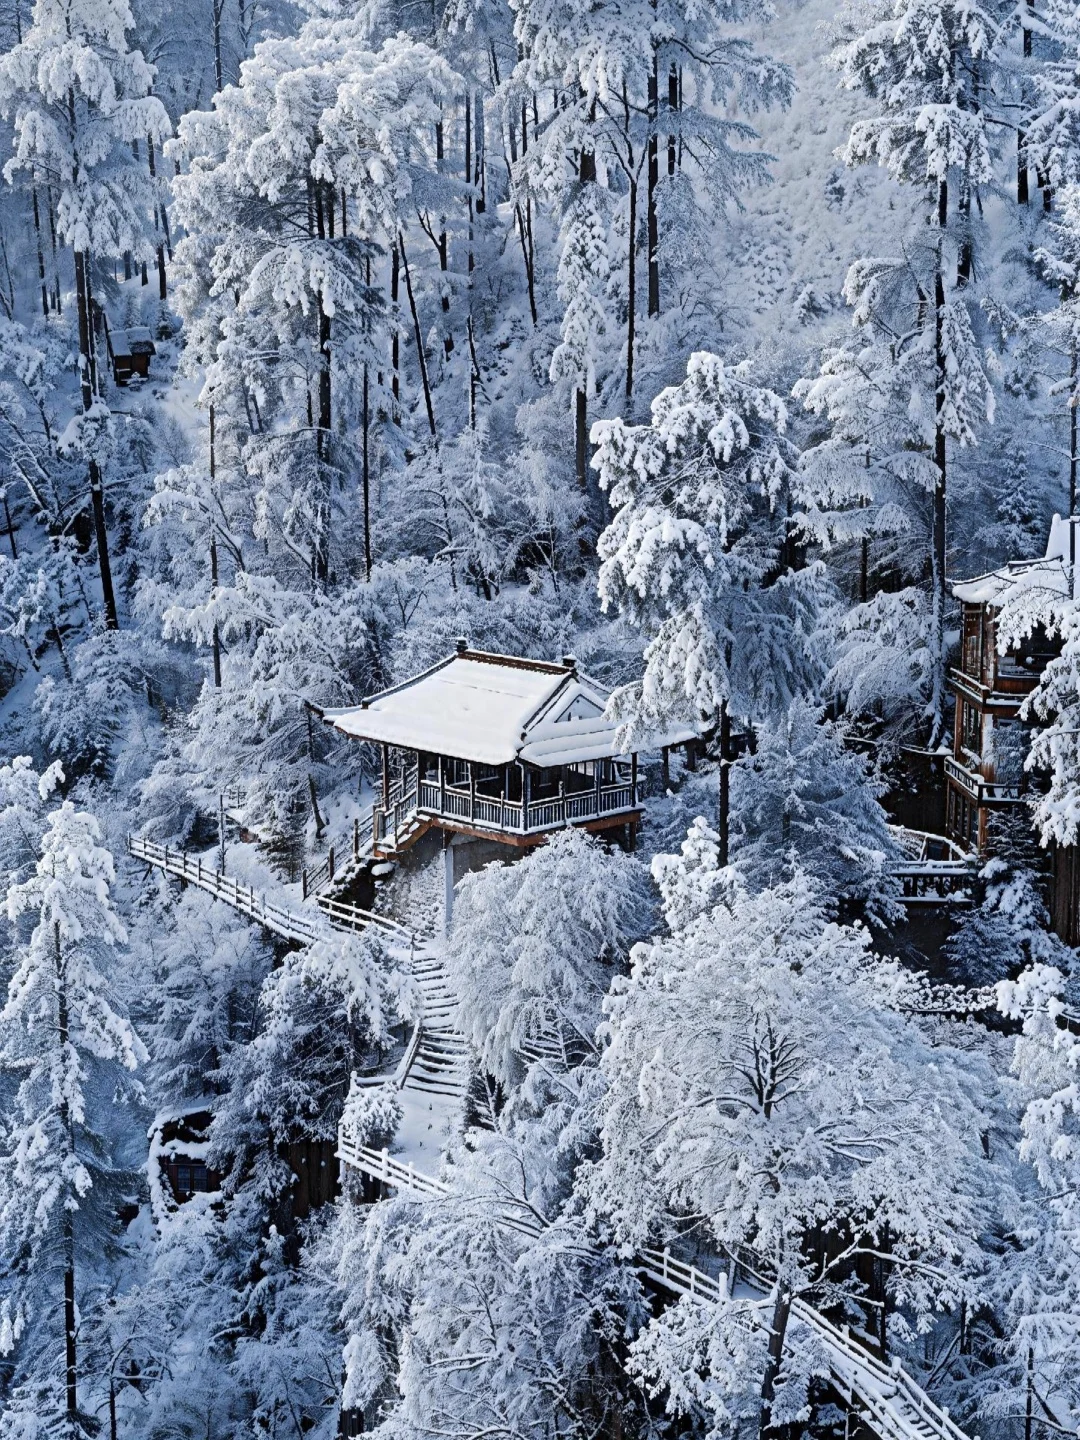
944;754;1025;806
373;770;641;851
948;667;1032;709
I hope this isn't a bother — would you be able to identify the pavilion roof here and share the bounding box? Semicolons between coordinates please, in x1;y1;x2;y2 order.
321;648;695;767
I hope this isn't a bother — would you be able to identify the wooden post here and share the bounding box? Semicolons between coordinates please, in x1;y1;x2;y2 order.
631;752;638;805
328;846;335;882
439;754;446;815
302;869;308;900
661;744;670;789
353;817;359;858
381;743;390;809
469;762;476;822
594;760;602;815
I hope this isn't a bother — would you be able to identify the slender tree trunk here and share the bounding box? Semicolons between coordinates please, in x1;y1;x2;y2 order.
930;203;948;747
758;1284;793;1440
362;360;372;579
626;167;636;401
31;184;48;318
435;114;453;356
575;388;589;496
74;246;118;630
209;404;221;687
576;137;597;495
3;492;17;560
647;52;660;317
718;699;730;866
147;134;167;301
55;922;78;1421
391;242;400;413
475;89;486;213
399;234;437;440
515;201;538;326
667;64;678;176
212;0;224;91
1070;345;1078;524
46;187;60;313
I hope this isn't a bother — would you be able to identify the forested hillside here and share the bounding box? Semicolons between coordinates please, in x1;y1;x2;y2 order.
1;0;1080;1436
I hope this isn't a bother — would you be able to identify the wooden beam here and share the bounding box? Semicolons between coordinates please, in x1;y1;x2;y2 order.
381;743;390;809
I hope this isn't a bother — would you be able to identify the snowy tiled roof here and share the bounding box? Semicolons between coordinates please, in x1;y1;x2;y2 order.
322;649;694;766
951;515;1076;607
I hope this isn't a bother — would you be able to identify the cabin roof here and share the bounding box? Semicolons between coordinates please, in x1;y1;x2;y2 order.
322;648;695;766
108;325;156;361
952;515;1075;607
126;326;156;354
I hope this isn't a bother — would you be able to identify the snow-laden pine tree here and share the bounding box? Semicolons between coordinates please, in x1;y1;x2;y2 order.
996;959;1080;1434
826;0;999;743
730;697;902;922
170;23;456;585
447;824;649;1098
591;840;992;1435
593;351;830;856
0;800;144;1431
0;0;170;630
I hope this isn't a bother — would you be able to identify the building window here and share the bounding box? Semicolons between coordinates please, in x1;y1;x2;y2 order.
961;702;981;757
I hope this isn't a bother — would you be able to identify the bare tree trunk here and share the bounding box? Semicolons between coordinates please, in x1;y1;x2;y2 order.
391;241;400;414
74;245;119;630
647;51;659;317
930;189;948;748
212;0;225;92
362;360;372;578
55;922;79;1422
718;700;731;865
758;1283;793;1440
209;404;222;687
147;134;167;301
626;176;637;401
399;233;437;440
31;184;48;318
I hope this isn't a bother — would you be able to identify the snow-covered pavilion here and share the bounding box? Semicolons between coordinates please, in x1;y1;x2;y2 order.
321;641;694;860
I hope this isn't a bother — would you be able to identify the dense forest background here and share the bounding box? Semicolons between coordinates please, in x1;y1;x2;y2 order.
2;0;1080;1436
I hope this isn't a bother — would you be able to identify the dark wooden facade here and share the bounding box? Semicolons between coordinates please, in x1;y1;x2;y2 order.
945;601;1053;852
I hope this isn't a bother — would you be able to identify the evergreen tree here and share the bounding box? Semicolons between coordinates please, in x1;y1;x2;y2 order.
0;800;144;1432
829;0;999;742
0;0;171;629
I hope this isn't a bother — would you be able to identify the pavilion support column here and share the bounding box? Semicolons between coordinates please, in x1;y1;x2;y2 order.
469;762;476;822
381;744;390;810
443;835;455;935
439;754;446;815
631;752;639;805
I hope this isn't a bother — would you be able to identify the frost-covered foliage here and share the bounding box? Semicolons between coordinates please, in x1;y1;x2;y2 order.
592;852;992;1431
594;351;829;742
447;826;650;1092
0;797;144;1428
0;0;1075;1428
730;698;902;921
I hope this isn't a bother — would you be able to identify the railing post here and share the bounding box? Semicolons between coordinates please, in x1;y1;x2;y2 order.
302;869;307;900
663;1247;669;1281
354;817;359;858
328;846;335;882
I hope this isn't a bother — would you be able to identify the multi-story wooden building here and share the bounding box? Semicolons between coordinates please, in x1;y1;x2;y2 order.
946;519;1073;853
